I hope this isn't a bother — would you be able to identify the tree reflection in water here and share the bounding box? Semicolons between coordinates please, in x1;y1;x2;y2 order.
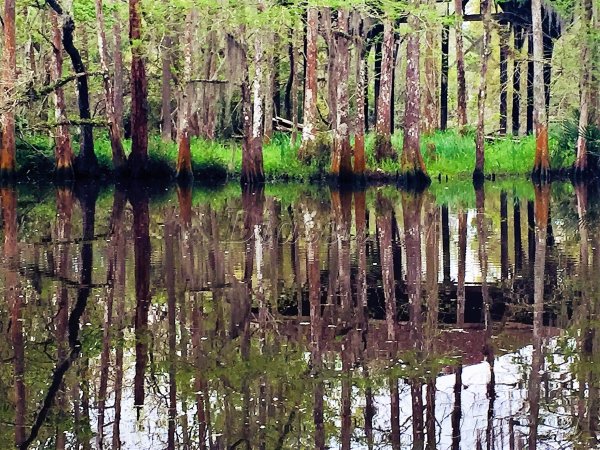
0;180;598;449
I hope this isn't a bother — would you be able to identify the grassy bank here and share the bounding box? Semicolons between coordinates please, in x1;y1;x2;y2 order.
16;128;573;181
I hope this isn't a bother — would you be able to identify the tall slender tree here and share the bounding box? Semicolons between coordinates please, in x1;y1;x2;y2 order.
574;0;594;177
454;0;467;133
354;14;367;179
0;0;17;178
176;10;195;181
50;10;74;178
401;1;429;185
95;0;127;174
330;9;353;181
474;0;492;183
299;7;319;160
128;0;149;177
531;0;551;180
375;19;396;161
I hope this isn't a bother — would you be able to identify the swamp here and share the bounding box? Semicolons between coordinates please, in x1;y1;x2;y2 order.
0;179;599;448
1;0;600;446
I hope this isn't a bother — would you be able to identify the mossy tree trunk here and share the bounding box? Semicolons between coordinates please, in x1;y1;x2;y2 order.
330;9;353;182
46;0;99;177
454;0;467;133
499;24;509;135
531;0;550;180
0;0;17;178
176;11;195;182
113;3;124;137
128;0;149;178
474;0;492;183
401;8;429;185
95;0;127;175
422;6;439;136
240;30;265;185
299;7;319;160
512;26;525;136
160;2;173;142
354;18;367;179
375;19;395;162
575;0;593;177
250;15;266;184
50;10;74;179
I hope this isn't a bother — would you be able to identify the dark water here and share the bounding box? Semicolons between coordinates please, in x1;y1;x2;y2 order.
0;180;598;449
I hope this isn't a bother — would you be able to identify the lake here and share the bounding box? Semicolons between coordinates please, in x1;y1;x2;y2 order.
0;179;597;449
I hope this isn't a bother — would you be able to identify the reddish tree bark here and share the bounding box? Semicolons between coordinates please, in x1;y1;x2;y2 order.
95;0;127;174
0;0;17;177
474;0;492;182
330;9;353;182
299;7;318;159
128;0;149;177
531;0;550;180
50;10;74;178
401;7;428;184
375;19;396;161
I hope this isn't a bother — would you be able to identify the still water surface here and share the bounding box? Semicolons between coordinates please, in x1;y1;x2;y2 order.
0;180;598;449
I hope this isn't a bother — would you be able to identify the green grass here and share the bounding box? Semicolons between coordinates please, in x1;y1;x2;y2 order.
15;128;574;181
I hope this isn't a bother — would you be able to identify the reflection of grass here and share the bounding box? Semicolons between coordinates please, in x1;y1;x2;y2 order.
16;129;569;181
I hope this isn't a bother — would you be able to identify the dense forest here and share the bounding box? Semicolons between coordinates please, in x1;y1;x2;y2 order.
0;0;599;184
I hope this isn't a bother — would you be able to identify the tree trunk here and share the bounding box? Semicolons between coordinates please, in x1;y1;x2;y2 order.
200;30;218;140
375;19;396;161
0;0;17;177
128;0;149;177
62;14;98;177
240;34;265;184
50;11;74;178
401;7;429;185
422;9;438;135
251;21;266;182
299;7;319;160
512;26;524;136
575;0;593;177
176;11;195;181
161;24;173;141
95;0;127;174
454;0;467;133
499;24;509;135
527;31;534;134
355;21;366;178
531;0;550;180
323;9;337;128
440;23;449;130
330;9;353;182
474;0;492;183
263;33;274;142
113;3;124;135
